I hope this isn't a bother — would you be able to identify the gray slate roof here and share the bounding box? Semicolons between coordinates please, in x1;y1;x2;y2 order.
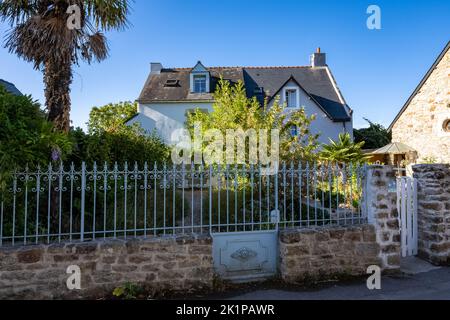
138;67;244;103
243;67;350;121
138;65;351;122
0;79;22;96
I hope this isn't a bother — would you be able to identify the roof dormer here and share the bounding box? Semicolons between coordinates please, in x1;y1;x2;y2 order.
190;61;210;93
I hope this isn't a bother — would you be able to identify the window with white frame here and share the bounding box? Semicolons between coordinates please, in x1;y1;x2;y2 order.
285;89;298;108
193;75;207;93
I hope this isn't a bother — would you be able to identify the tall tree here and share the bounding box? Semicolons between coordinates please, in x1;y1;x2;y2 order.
186;78;319;164
0;0;131;132
87;101;137;134
354;118;391;149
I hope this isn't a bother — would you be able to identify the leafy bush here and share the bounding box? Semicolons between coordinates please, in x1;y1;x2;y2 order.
88;101;137;134
68;126;170;167
0;87;72;190
421;156;437;164
186;78;319;163
113;282;143;300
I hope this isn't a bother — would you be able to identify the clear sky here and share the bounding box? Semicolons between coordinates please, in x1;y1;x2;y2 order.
1;0;449;130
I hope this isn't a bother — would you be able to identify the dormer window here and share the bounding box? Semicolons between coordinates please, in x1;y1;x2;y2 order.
193;75;207;93
190;61;210;94
284;88;299;108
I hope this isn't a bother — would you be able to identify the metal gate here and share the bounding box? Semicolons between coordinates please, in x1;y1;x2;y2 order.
397;177;418;257
212;230;279;282
210;163;367;282
211;170;281;282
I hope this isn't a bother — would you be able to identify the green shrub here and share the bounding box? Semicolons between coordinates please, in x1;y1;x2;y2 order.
320;133;370;164
68;125;170;166
113;282;143;300
0;87;72;191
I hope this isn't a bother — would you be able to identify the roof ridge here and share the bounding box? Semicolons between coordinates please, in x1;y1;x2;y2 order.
167;66;243;71
245;66;311;69
0;79;14;85
164;65;312;71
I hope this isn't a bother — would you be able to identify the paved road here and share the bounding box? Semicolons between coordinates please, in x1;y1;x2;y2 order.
205;266;450;300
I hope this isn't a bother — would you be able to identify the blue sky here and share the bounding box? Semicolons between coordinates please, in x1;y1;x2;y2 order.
1;0;449;130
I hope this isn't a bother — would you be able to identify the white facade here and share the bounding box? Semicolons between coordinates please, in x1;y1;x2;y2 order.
127;102;213;144
130;92;351;146
274;79;352;145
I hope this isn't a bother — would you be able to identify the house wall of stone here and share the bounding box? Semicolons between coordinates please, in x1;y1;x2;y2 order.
391;48;450;163
0;235;213;300
412;164;450;265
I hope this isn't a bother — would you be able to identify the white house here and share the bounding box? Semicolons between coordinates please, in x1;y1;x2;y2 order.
127;49;353;145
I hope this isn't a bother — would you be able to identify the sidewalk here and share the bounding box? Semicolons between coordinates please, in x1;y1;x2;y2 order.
206;258;450;300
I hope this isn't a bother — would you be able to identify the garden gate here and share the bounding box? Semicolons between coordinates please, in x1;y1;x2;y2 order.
211;163;367;282
397;177;418;257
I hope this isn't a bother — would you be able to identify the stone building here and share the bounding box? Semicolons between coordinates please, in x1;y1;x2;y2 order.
389;41;450;164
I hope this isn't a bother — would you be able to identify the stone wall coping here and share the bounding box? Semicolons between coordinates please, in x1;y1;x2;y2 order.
0;233;213;253
413;164;450;170
279;224;371;234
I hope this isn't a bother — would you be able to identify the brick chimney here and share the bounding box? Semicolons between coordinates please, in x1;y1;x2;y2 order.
310;48;327;67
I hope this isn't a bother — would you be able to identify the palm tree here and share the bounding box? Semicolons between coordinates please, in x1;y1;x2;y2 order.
0;0;131;132
320;133;370;164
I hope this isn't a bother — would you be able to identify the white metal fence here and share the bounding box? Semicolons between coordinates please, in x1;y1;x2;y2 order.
0;162;368;246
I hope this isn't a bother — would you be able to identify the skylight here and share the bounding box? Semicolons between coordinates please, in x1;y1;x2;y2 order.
164;79;179;87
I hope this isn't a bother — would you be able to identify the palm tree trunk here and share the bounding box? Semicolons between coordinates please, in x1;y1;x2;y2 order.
44;60;72;133
44;60;72;225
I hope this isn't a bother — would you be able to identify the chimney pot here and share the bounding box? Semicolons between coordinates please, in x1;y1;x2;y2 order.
310;49;326;67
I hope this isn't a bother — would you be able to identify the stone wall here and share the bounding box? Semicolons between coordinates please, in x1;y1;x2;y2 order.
0;234;213;300
413;164;450;265
0;166;409;299
366;166;401;271
391;45;450;163
279;225;382;282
